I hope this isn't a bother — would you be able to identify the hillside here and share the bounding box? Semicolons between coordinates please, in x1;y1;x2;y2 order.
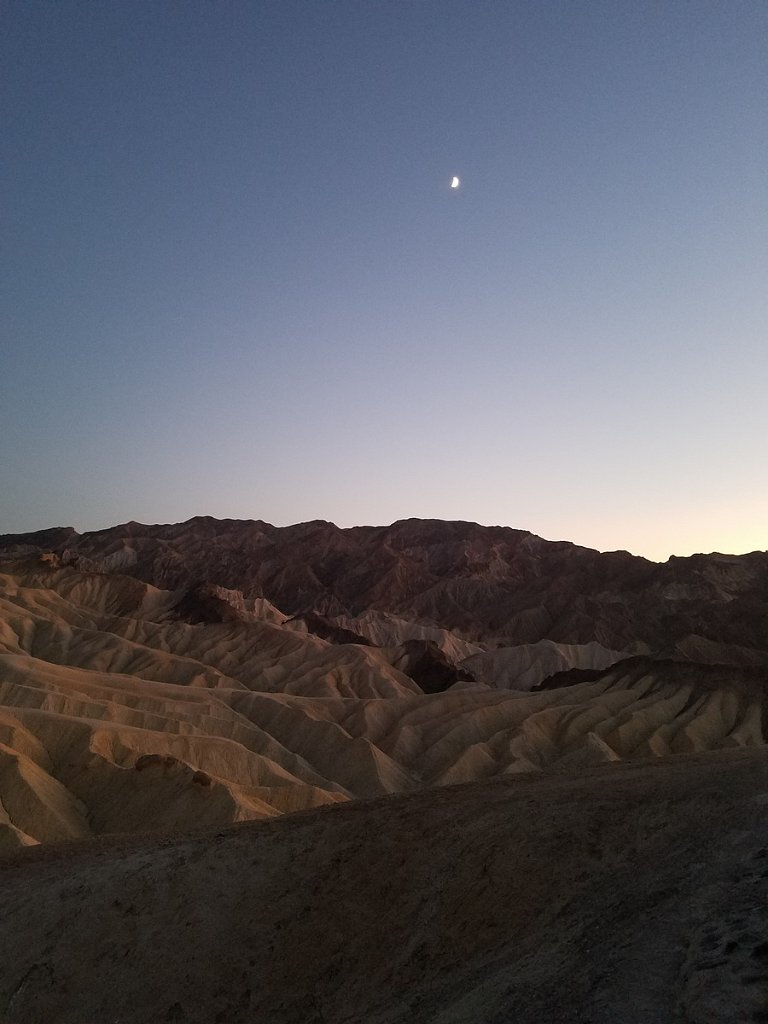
0;542;765;846
1;748;766;1023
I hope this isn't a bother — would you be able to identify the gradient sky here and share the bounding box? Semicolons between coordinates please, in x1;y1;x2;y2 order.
2;1;767;560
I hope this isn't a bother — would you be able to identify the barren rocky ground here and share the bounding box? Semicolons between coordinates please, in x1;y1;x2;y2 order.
1;748;767;1024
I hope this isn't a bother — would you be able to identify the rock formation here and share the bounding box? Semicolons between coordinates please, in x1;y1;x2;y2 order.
0;523;765;847
0;517;766;1022
4;516;768;654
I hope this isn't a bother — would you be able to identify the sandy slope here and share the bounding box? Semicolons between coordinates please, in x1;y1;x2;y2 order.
1;748;767;1023
0;565;765;849
326;612;627;689
461;637;625;689
328;608;485;661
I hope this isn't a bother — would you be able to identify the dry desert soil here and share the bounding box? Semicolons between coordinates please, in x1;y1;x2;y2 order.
1;747;767;1024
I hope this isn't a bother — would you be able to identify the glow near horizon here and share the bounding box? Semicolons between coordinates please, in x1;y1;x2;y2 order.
1;1;766;563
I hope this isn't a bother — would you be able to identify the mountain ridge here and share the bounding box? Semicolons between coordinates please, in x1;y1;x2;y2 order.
3;516;767;654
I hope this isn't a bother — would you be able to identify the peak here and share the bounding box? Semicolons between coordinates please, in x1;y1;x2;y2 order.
0;525;78;544
284;519;340;532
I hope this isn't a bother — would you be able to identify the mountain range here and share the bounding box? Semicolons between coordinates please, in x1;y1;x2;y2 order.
5;515;768;654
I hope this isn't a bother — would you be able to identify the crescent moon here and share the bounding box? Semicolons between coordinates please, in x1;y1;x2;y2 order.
451;176;460;189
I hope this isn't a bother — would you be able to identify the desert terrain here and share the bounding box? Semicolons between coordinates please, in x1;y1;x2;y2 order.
0;517;766;1021
1;749;767;1023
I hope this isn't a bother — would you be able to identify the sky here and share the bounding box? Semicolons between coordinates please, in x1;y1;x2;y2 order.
2;1;766;561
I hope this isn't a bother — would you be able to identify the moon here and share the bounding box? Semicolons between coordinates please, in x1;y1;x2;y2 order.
450;176;460;189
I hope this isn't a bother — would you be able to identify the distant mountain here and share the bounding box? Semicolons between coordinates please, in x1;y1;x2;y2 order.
3;516;768;655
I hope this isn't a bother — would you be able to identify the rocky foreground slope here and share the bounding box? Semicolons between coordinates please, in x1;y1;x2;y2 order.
2;748;767;1024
